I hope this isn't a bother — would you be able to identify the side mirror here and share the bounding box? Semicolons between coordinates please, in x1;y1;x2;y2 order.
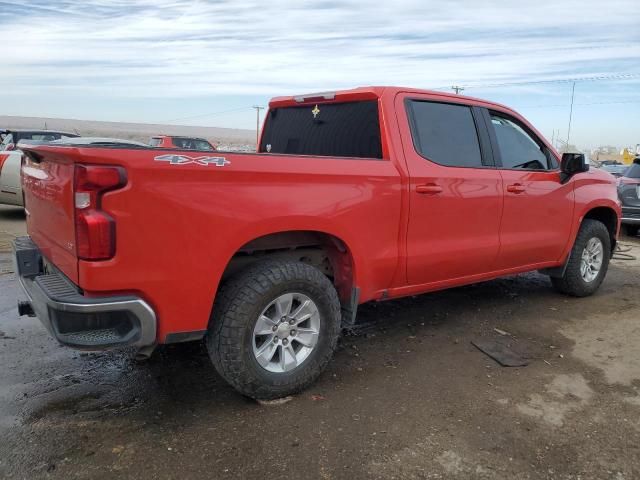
561;153;588;183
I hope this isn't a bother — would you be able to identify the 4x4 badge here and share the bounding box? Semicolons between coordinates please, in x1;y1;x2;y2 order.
154;154;230;167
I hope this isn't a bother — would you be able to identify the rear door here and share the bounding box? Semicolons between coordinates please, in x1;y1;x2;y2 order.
484;109;574;269
397;95;503;286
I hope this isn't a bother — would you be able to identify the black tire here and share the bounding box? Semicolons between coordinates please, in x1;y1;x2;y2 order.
207;260;341;400
551;219;611;297
625;224;639;237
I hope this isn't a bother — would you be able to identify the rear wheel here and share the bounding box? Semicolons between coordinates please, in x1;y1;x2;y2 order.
207;260;341;400
625;224;639;237
551;219;611;297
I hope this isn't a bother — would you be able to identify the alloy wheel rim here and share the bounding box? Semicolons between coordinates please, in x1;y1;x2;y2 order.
252;293;321;373
580;237;603;283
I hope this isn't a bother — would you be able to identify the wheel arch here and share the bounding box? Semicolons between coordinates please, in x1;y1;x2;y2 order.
216;229;358;322
582;206;618;252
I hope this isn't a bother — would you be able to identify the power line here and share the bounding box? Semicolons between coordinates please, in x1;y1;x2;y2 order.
566;82;576;147
512;99;640;109
434;73;640;91
163;106;252;123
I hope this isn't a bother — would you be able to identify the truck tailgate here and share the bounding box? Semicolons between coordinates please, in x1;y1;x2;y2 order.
22;148;78;283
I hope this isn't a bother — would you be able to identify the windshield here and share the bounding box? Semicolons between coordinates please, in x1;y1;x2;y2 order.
0;133;13;150
14;131;78;143
624;162;640;179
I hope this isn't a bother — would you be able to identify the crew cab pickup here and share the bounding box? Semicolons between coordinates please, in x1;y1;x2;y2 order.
14;87;621;399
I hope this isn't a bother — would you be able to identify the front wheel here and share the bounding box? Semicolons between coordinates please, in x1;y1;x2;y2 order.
551;219;611;297
207;260;342;400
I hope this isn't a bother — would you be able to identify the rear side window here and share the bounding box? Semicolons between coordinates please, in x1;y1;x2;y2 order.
407;101;483;168
259;101;382;159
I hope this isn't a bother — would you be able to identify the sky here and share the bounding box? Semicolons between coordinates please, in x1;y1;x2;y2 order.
1;0;639;149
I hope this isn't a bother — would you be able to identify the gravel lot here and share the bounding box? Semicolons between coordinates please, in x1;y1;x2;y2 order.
1;204;639;479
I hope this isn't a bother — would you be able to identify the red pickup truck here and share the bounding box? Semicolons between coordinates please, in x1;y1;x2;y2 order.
149;135;216;151
14;87;620;399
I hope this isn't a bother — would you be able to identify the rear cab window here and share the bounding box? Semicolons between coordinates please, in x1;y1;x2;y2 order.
259;100;382;159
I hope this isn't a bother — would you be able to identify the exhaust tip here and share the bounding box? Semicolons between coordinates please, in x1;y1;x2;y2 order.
17;301;35;317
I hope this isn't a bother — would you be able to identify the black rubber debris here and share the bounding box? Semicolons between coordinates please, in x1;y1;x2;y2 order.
471;339;529;367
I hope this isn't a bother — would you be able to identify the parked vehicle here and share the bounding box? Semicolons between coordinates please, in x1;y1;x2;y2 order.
150;135;216;151
50;137;150;148
0;129;79;206
599;160;623;167
14;87;620;399
618;158;640;236
600;164;629;178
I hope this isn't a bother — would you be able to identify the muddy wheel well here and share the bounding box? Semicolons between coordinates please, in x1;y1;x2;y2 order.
221;231;355;306
584;207;618;251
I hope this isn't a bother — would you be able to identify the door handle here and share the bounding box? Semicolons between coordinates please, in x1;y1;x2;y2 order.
506;183;526;194
416;184;443;194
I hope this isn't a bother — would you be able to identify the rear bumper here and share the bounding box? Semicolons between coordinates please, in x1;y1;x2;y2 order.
621;207;640;225
13;236;156;350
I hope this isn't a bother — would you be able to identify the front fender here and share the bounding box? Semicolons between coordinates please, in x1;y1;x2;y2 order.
561;173;621;261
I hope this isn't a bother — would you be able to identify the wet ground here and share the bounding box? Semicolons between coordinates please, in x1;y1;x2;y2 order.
1;203;640;479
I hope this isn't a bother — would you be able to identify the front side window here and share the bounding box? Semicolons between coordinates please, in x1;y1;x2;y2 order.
490;114;552;170
407;100;483;168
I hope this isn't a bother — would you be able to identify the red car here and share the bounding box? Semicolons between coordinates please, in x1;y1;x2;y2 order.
149;135;216;151
15;87;620;399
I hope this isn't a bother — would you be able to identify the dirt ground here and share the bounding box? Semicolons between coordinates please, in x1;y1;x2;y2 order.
1;203;639;480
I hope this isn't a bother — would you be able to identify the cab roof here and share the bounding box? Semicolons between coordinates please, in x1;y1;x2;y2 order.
269;86;512;112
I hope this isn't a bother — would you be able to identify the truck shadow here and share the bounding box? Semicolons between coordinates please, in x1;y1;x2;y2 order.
24;271;560;424
0;206;26;221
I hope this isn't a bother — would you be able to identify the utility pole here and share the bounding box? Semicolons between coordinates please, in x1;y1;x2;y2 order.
566;82;576;149
252;105;265;149
451;85;464;95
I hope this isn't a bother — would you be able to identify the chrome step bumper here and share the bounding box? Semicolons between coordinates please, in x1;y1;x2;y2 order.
13;236;157;349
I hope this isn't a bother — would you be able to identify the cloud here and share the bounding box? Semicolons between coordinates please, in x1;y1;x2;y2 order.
1;0;638;98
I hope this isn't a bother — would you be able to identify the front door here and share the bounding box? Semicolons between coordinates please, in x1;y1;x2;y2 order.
398;97;503;286
485;110;574;270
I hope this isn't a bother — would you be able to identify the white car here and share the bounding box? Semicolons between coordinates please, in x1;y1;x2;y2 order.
0;129;79;207
0;133;147;207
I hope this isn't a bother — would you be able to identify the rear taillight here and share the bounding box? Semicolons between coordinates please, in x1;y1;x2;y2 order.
74;165;126;260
